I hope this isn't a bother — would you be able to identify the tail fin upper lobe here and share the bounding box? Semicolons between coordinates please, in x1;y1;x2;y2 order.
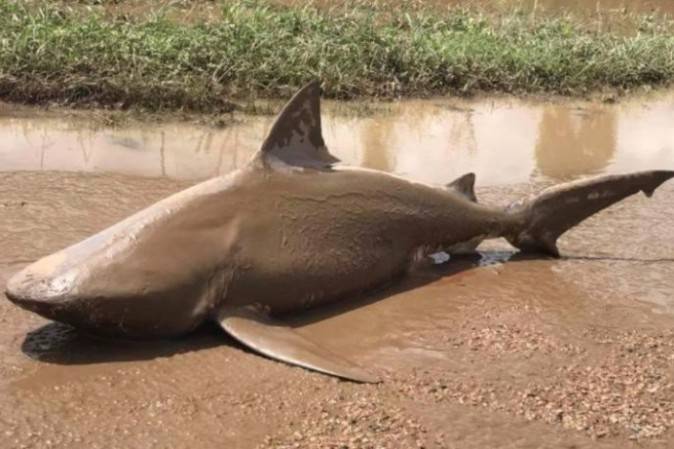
505;170;674;257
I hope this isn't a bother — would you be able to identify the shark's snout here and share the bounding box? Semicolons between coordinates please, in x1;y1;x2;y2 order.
5;255;78;316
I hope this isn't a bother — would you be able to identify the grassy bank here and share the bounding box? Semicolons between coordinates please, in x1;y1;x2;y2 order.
1;0;673;111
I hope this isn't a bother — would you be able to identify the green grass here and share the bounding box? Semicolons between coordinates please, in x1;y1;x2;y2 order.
1;0;673;111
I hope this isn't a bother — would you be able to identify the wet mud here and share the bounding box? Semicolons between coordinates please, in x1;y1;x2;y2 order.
1;93;674;448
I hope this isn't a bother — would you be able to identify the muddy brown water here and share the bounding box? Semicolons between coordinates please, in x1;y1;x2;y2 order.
1;93;674;448
3;93;674;185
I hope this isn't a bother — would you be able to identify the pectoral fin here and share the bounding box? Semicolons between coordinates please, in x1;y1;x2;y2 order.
216;306;379;383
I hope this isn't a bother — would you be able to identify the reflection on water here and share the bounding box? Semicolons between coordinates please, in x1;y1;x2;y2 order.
358;114;395;173
1;92;674;185
535;106;617;180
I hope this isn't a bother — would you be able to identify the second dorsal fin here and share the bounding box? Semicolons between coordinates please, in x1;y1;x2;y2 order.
256;81;340;170
446;172;478;202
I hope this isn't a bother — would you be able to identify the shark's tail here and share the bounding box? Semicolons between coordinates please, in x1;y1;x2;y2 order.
504;170;674;257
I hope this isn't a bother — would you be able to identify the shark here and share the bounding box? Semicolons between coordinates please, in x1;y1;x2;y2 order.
5;81;674;382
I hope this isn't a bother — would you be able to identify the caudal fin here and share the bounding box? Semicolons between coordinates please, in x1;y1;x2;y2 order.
505;170;674;257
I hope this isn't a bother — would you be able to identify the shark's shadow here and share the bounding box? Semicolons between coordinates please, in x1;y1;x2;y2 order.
20;320;227;365
21;251;528;366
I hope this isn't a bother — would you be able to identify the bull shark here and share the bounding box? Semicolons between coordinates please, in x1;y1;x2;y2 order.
5;81;674;382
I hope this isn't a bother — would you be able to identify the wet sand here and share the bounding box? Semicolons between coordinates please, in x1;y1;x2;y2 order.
1;95;674;448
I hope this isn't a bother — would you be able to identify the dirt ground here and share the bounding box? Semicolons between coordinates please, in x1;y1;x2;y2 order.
1;167;673;449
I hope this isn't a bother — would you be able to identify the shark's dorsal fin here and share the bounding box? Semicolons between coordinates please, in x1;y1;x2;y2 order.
216;305;378;383
256;81;340;171
446;172;478;202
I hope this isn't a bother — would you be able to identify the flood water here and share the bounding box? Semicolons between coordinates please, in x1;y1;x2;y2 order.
1;92;674;448
2;92;674;186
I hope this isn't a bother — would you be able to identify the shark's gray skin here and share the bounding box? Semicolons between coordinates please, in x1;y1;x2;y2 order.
5;82;674;382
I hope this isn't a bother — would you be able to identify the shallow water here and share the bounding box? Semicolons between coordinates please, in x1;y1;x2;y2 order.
2;92;674;186
1;93;674;448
